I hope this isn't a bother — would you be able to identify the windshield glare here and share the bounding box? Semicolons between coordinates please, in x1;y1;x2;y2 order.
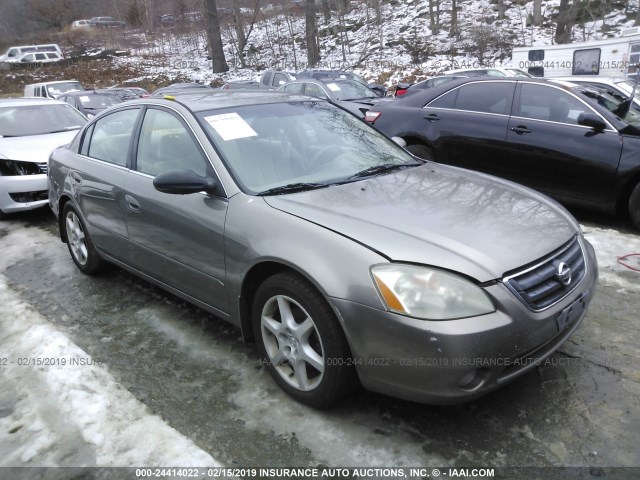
327;80;378;100
0;104;87;136
79;94;123;109
198;102;417;194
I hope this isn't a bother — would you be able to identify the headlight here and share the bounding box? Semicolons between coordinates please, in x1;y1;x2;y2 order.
371;264;495;320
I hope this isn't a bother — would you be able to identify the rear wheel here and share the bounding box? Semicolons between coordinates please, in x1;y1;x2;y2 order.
406;144;434;161
629;183;640;230
63;203;106;275
252;272;358;407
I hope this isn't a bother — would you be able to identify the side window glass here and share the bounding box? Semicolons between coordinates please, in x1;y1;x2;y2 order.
273;73;288;87
136;109;208;177
34;87;41;97
573;48;601;75
284;83;304;94
518;84;590;125
87;109;139;166
80;124;95;156
454;82;514;115
304;83;328;99
427;89;457;109
35;53;46;60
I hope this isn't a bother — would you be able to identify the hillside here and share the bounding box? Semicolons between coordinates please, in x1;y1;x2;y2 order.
1;0;638;94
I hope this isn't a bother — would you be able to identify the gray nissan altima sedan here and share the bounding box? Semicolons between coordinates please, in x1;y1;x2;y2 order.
48;91;598;407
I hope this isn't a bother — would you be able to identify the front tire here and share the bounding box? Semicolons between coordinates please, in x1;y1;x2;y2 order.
630;183;640;231
252;272;358;408
63;203;106;275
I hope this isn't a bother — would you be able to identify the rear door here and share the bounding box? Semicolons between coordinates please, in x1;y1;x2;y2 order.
504;82;622;204
72;107;141;260
421;80;515;173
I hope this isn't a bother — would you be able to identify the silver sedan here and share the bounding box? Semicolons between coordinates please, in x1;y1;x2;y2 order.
48;91;597;407
0;98;86;216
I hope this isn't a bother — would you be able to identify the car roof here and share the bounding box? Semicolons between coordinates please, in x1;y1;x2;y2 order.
59;90;120;97
26;80;81;86
0;97;66;107
127;90;321;112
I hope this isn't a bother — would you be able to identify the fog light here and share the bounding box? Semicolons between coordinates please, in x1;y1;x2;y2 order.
458;368;490;391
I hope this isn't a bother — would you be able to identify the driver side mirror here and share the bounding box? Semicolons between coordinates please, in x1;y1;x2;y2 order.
153;169;218;195
577;112;606;131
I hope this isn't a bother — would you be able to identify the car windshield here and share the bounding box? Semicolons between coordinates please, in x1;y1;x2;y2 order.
0;104;86;137
197;101;419;194
48;82;84;96
324;80;379;100
580;88;640;127
505;68;533;77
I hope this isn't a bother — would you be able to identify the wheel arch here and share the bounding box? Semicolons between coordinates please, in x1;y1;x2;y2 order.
57;194;73;243
238;261;334;343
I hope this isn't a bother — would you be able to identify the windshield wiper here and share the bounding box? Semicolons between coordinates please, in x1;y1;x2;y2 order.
257;182;328;196
349;162;422;179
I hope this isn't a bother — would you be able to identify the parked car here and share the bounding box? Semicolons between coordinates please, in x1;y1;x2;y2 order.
401;74;469;96
151;83;212;97
222;80;261;90
122;87;150;98
89;16;125;28
0;43;63;63
156;14;176;28
258;70;298;90
24;80;85;99
278;78;383;117
16;51;64;64
48;91;597;407
553;76;640;112
71;19;92;31
58;90;125;118
365;77;640;229
0;98;86;216
297;70;386;97
442;67;533;77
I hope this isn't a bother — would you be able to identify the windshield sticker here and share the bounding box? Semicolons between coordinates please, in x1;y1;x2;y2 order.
326;83;341;92
204;112;258;141
79;96;91;103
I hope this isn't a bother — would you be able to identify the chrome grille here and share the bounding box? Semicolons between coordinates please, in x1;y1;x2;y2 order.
504;236;586;311
38;163;48;175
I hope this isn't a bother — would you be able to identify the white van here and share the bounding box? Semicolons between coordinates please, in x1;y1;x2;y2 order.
24;80;85;99
0;44;63;62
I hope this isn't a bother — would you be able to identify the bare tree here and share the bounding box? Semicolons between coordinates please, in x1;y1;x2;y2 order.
204;0;229;72
533;0;542;26
231;0;261;68
449;0;458;38
554;0;577;44
305;0;320;67
428;0;440;34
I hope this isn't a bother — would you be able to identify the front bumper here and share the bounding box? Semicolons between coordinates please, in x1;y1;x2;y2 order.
331;238;598;405
0;174;48;214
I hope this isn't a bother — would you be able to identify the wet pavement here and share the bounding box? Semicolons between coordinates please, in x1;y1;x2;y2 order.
0;208;639;473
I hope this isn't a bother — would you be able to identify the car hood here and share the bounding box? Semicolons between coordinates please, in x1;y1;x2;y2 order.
0;130;79;163
264;164;579;281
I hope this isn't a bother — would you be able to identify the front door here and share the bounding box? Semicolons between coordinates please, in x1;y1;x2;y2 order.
124;107;229;314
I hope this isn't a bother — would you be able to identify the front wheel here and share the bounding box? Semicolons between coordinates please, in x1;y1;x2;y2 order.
63;203;106;275
252;272;358;407
629;183;640;230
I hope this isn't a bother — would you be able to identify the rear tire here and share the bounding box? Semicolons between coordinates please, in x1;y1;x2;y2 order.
629;183;640;231
62;203;106;275
252;272;358;408
406;144;434;161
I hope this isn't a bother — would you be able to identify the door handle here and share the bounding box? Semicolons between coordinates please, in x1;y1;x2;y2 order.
125;194;140;211
423;114;440;122
510;125;531;135
70;172;82;184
